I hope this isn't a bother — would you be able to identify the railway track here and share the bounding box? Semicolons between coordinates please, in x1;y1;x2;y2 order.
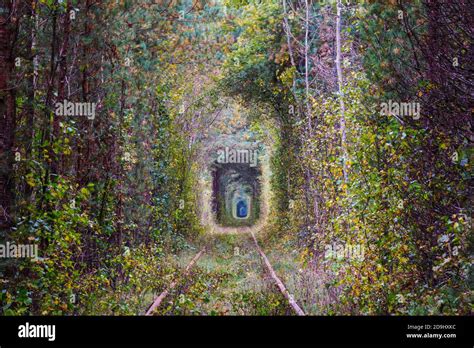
145;233;305;316
250;232;306;316
145;247;206;315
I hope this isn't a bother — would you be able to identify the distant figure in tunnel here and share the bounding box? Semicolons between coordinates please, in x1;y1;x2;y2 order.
237;199;248;218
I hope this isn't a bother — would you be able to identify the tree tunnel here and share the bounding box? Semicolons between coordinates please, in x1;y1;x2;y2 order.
211;162;261;227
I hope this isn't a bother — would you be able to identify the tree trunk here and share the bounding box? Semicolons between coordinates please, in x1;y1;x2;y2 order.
52;0;71;175
304;0;312;135
0;0;17;231
335;0;349;186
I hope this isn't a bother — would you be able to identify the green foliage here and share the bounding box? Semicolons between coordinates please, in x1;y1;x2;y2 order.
220;0;472;315
2;0;471;317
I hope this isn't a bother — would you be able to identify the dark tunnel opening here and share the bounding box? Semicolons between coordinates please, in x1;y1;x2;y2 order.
211;162;261;227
